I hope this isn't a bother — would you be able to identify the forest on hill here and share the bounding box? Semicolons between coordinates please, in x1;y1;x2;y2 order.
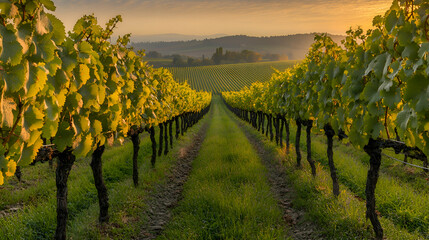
132;34;345;60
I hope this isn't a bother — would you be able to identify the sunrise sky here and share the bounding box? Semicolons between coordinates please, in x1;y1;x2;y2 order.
53;0;393;39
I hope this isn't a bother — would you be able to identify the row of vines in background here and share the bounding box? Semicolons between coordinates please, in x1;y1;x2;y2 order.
223;0;429;239
168;61;296;93
0;1;211;239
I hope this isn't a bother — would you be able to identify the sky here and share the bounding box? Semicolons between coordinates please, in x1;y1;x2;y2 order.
53;0;393;39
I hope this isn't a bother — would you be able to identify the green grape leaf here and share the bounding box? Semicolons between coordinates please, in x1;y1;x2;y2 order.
4;61;28;93
385;10;397;33
0;25;23;66
390;0;400;11
76;64;90;88
404;73;429;101
18;138;43;166
60;47;77;73
53;122;74;152
348;127;367;149
362;80;381;104
35;11;52;36
402;43;419;60
44;96;59;121
78;42;93;60
24;1;37;15
397;106;414;130
65;92;83;110
382;87;401;109
364;53;390;78
418;42;429;58
40;0;56;11
33;34;56;62
415;87;429;112
91;120;102;136
17;23;32;55
73;134;92;157
42;119;58;139
0;1;12;16
79;116;90;132
51;69;70;91
28;129;41;146
23;105;44;132
364;114;383;138
45;54;62;77
46;14;64;45
1;97;16;128
26;64;47;98
397;25;413;46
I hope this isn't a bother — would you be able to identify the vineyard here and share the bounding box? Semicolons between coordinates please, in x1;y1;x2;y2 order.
223;0;429;239
168;61;296;93
1;0;429;240
0;1;210;239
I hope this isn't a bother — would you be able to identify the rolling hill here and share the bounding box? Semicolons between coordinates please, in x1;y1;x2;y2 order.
168;60;297;93
132;34;344;60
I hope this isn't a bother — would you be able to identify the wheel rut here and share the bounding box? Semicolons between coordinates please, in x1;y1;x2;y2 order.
139;113;211;240
231;112;324;240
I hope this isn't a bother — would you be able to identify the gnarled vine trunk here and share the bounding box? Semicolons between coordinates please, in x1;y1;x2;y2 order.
295;118;302;167
149;126;157;166
364;138;383;240
130;132;140;187
265;114;269;137
175;116;180;139
262;113;265;134
15;166;22;182
274;116;279;145
304;120;316;176
164;122;169;155
285;119;290;152
324;124;339;196
169;120;173;147
90;144;109;223
279;117;284;148
55;150;76;240
269;115;274;141
158;124;164;156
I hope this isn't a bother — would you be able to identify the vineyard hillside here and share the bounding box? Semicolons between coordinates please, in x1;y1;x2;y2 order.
168;61;297;93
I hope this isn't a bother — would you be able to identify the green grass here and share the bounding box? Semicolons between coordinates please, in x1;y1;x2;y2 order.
169;61;297;93
145;58;173;67
0;118;208;239
282;124;429;238
230;112;425;239
159;97;289;240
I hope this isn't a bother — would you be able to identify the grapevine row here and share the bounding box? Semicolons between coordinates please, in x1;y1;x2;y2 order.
0;1;211;239
223;1;429;239
169;61;295;93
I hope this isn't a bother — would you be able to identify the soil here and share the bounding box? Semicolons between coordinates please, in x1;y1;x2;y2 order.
234;117;324;240
0;203;24;218
138;118;210;240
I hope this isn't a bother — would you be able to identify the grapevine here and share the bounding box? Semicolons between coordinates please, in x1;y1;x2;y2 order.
223;1;429;238
0;1;211;239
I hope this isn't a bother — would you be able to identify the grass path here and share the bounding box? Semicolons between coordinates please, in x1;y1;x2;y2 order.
0;110;209;239
238;115;425;239
158;97;290;240
283;123;429;238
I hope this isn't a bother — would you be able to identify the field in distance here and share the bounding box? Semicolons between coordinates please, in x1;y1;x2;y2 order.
168;61;297;93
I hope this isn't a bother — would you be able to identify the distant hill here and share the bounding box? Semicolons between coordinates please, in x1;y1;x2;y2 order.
130;33;227;42
131;34;344;60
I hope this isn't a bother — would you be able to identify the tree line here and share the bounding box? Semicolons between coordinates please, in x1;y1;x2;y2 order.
146;47;286;67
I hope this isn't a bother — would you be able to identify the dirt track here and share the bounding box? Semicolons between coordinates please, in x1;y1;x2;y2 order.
233;115;324;240
139;114;211;240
